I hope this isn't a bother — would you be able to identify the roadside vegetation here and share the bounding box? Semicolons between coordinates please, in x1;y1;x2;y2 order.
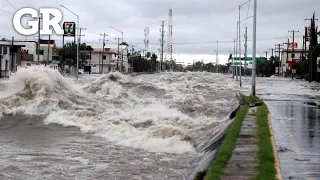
254;100;277;180
195;94;277;180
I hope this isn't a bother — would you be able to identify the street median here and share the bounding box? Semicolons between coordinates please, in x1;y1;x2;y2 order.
194;94;280;180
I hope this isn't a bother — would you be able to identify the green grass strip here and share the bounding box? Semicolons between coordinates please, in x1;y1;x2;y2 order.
254;101;276;180
202;105;249;180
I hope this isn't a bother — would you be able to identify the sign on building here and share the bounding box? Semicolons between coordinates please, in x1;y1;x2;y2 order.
288;42;298;49
63;22;76;37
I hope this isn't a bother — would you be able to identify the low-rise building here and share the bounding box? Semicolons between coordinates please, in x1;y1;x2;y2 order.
0;39;58;67
82;46;131;74
281;48;309;69
0;43;25;77
82;48;117;74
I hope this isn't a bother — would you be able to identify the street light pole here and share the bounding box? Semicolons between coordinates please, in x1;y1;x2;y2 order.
252;0;257;96
239;5;242;87
76;16;79;80
60;4;79;80
110;26;124;72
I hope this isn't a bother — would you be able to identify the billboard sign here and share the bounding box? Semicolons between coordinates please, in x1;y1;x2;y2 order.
288;42;298;49
63;22;76;37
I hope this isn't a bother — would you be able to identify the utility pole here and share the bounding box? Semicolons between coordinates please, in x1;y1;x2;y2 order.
115;38;121;71
288;30;299;79
11;37;14;73
89;46;92;74
302;36;305;62
37;16;42;65
160;20;165;72
100;33;108;74
244;26;248;74
275;44;284;76
263;51;269;59
305;13;318;82
216;40;219;73
130;45;136;73
269;48;274;58
233;39;235;78
238;4;242;87
283;39;289;72
304;27;307;62
236;22;238;81
79;28;86;44
47;35;50;65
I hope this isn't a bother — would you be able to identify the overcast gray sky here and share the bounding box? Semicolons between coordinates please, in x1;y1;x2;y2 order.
0;0;319;64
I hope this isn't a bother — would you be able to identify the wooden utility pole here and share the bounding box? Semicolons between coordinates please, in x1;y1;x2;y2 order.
100;33;108;74
288;30;299;79
115;38;121;71
275;44;284;76
47;35;50;65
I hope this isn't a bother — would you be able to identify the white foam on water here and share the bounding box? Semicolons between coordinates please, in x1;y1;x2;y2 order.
0;67;239;154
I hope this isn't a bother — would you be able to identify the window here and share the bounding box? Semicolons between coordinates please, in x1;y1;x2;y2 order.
102;55;106;60
3;47;7;54
0;46;2;54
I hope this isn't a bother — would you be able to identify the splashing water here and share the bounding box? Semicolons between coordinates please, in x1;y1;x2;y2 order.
0;67;239;155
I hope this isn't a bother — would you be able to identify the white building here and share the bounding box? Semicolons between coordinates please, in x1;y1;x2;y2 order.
0;43;24;77
281;48;308;70
83;46;130;74
0;39;57;67
82;48;117;74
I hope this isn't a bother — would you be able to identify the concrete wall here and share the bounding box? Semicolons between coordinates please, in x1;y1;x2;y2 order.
0;46;22;73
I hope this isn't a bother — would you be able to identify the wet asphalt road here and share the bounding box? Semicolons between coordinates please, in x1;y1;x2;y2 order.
242;77;320;180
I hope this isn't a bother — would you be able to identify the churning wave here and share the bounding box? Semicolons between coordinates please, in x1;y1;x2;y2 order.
0;66;239;154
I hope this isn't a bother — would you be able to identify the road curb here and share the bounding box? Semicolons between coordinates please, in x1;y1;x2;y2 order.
268;113;283;180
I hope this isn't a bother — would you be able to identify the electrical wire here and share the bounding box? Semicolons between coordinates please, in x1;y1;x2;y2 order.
4;0;17;10
85;29;100;35
0;8;13;14
43;35;302;46
244;0;251;28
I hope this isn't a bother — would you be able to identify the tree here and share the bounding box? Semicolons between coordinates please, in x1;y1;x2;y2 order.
150;54;158;72
120;42;129;46
57;42;93;69
146;52;151;58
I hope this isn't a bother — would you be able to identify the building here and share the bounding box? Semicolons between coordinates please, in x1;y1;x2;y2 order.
281;48;309;70
0;39;58;67
82;48;117;74
0;43;25;77
82;45;130;74
39;39;58;62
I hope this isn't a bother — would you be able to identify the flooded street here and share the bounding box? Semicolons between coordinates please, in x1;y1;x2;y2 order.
1;68;320;179
0;67;239;179
242;77;320;180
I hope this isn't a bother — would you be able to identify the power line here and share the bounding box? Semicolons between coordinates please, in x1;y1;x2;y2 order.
244;0;251;28
0;8;13;14
4;0;17;10
85;29;100;35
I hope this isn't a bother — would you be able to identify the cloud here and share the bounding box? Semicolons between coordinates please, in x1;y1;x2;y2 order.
0;0;318;64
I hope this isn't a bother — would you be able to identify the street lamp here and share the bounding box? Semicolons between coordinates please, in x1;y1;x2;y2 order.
109;26;124;72
60;4;79;80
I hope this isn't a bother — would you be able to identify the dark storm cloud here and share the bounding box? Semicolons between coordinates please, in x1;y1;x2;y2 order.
0;0;319;63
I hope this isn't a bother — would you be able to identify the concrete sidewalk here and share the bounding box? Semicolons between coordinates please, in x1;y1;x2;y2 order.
222;110;258;180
